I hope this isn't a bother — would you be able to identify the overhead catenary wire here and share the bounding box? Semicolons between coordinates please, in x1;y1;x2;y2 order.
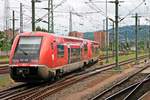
14;0;67;30
34;0;67;23
85;0;146;22
90;1;106;15
3;0;148;33
85;3;106;18
119;0;146;22
9;8;31;18
24;0;67;24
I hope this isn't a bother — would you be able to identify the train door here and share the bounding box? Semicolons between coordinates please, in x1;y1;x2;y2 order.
84;43;88;59
70;45;81;63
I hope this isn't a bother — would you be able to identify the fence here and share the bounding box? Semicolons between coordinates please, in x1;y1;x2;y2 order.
0;51;10;57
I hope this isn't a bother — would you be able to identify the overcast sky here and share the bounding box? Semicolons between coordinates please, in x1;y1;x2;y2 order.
0;0;149;35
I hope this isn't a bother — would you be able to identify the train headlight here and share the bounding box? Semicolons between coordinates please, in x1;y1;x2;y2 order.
31;59;38;63
12;59;19;63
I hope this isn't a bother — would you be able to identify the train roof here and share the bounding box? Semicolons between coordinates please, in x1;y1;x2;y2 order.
18;31;99;44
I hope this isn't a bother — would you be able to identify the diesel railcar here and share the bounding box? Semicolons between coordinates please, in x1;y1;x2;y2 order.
9;32;99;82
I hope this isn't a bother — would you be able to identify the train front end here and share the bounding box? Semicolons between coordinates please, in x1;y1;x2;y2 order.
9;32;50;82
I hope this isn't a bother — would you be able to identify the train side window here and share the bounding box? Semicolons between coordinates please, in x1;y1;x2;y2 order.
57;45;64;58
84;44;88;54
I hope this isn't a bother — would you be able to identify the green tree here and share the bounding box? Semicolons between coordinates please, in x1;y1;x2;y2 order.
0;31;11;51
36;26;48;32
36;26;42;31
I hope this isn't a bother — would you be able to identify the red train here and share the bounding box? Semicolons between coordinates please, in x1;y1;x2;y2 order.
9;32;99;82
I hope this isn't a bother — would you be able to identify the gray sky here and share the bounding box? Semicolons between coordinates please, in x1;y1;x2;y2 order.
0;0;149;35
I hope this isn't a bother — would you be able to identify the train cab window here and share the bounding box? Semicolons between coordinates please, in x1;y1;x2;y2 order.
57;45;64;58
13;36;42;63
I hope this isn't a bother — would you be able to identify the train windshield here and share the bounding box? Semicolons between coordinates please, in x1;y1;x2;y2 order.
13;36;42;62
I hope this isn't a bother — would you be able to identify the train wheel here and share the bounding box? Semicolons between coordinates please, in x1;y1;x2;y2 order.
55;74;63;80
55;69;63;80
80;66;85;71
84;62;87;66
50;77;55;82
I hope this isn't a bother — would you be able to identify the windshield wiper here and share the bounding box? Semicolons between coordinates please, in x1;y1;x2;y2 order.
19;48;28;55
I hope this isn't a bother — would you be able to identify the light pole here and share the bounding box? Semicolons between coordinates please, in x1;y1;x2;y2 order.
115;0;120;70
135;13;138;64
20;3;23;33
11;11;18;44
149;22;150;59
109;18;115;56
50;0;54;33
69;11;72;33
145;18;150;59
103;19;105;31
12;11;15;42
48;0;50;33
132;13;142;64
32;0;35;31
106;0;109;63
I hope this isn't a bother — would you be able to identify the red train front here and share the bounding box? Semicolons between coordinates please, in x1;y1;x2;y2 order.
9;32;99;82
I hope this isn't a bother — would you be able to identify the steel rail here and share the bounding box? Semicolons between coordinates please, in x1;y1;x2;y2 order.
21;56;148;100
0;64;9;74
105;74;150;100
90;61;150;100
124;74;150;100
0;55;148;100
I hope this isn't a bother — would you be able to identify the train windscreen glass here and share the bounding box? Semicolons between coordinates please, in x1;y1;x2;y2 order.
13;36;42;63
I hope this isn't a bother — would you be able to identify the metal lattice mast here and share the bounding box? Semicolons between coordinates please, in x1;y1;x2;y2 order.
20;3;23;33
115;0;119;70
32;0;35;31
48;0;50;33
48;0;54;33
50;0;54;33
4;0;10;31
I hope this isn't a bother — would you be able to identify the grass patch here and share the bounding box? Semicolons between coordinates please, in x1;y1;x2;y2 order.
0;74;14;89
101;51;148;65
0;56;9;62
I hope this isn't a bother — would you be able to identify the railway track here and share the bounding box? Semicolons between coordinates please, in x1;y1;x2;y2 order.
90;66;150;100
0;82;47;100
0;61;8;64
0;64;9;74
0;53;144;75
0;55;147;100
0;83;34;98
104;74;150;100
123;74;150;100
